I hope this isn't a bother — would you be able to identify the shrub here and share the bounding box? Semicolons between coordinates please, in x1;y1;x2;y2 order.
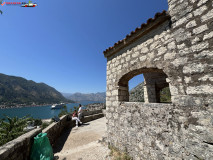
33;119;42;126
41;122;49;129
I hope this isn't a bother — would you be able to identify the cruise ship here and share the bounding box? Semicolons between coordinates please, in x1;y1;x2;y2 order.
51;103;65;109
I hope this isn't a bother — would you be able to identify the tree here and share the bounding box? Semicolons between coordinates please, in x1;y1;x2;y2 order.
0;115;32;146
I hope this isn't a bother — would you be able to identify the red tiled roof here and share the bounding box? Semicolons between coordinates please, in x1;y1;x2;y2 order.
103;10;170;57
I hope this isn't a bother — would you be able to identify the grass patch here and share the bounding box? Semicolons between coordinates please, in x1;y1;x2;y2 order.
109;145;133;160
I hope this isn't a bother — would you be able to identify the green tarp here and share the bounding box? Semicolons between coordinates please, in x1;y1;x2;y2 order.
30;133;53;160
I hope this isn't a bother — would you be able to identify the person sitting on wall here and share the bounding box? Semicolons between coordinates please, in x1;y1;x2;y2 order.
72;110;82;128
78;104;84;120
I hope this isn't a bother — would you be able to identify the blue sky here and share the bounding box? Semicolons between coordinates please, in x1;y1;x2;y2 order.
0;0;168;93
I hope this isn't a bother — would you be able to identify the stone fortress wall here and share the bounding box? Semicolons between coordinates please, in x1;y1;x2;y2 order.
104;0;213;159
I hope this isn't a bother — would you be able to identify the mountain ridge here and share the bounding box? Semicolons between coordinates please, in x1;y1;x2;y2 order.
62;92;106;102
0;73;72;108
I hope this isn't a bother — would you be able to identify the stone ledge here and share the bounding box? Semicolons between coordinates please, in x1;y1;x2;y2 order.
122;102;173;108
83;110;103;116
82;113;104;123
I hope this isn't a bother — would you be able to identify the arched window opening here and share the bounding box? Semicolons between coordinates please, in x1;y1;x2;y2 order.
129;74;144;102
118;68;172;103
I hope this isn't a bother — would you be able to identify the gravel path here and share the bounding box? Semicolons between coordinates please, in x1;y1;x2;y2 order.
53;117;111;160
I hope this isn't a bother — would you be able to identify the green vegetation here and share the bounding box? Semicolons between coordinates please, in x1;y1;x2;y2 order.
0;115;53;146
33;119;42;126
109;145;133;160
160;87;171;103
0;73;74;107
0;115;32;146
41;122;50;129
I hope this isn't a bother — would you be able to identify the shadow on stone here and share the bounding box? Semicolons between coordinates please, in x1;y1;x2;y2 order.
79;123;90;126
54;156;59;160
53;127;72;153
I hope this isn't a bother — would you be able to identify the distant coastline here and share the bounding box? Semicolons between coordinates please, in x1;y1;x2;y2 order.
0;101;104;109
0;104;51;109
0;102;71;109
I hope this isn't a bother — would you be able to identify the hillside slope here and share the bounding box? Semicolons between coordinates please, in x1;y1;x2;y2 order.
0;73;71;107
129;82;144;102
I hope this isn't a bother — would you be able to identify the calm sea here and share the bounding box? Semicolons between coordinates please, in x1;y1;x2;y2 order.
0;101;100;119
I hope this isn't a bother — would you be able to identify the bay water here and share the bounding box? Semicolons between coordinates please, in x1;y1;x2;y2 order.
0;101;99;119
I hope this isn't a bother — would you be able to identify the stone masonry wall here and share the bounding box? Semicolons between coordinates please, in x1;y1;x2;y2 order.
105;0;213;159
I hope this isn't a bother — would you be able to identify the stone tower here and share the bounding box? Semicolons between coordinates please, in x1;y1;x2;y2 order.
103;0;213;159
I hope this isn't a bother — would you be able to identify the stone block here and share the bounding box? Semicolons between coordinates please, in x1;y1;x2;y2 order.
193;24;208;35
191;42;209;52
174;13;192;28
193;5;207;16
139;55;147;62
183;63;206;74
203;31;213;40
194;50;213;59
121;58;125;63
141;47;149;54
171;57;188;67
186;85;213;94
132;51;139;58
169;84;179;96
157;47;167;56
176;32;192;42
164;52;176;60
144;38;153;46
191;37;201;45
201;9;213;22
177;43;186;49
184;76;192;84
186;20;197;29
150;41;160;50
147;52;155;60
126;55;131;61
197;0;208;7
168;41;176;50
198;74;213;81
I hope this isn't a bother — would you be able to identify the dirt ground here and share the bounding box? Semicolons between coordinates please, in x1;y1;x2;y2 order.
53;117;111;160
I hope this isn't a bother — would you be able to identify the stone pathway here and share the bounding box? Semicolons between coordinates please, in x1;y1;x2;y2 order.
53;117;111;160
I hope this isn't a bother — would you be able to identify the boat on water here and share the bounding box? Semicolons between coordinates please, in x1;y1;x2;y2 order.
51;103;65;109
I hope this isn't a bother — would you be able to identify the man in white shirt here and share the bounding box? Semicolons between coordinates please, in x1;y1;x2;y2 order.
78;104;83;120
